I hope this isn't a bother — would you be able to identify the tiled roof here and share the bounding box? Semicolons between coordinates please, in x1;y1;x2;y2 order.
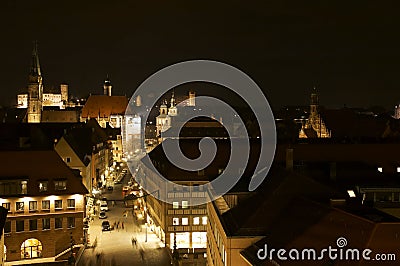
81;95;128;118
0;150;88;195
240;197;400;266
218;167;344;237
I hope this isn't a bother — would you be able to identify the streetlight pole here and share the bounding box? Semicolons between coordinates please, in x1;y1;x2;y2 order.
68;232;75;265
172;219;179;266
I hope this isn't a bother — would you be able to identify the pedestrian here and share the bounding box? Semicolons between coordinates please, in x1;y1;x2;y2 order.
139;248;145;261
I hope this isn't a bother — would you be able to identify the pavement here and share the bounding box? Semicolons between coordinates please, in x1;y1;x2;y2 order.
77;171;172;266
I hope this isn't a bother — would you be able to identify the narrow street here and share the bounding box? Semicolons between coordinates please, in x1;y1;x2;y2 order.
78;172;172;266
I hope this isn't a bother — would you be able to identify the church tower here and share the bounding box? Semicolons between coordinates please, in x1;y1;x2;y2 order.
103;76;112;96
168;91;178;116
27;41;43;123
299;87;331;138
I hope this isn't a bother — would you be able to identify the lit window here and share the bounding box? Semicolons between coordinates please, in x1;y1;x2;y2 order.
16;202;24;212
42;200;50;210
38;181;48;192
202;216;207;225
173;202;179;209
29;201;38;211
21;238;42;259
21;181;28;194
2;202;10;210
378;167;383;173
397;167;400;173
347;190;356;198
182;201;188;209
55;200;62;209
193;217;200;225
182;218;188;225
54;180;67;190
173;217;179;225
67;199;75;208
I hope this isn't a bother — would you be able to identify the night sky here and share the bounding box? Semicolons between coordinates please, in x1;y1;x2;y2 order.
1;0;399;109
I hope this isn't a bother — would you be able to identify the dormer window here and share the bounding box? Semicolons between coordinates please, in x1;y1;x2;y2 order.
39;181;48;192
54;180;67;191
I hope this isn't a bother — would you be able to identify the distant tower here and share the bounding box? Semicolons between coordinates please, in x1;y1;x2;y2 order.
310;87;319;116
156;100;172;137
188;91;195;106
168;91;178;116
27;41;43;123
299;87;331;138
394;105;400;119
136;95;142;107
60;84;68;103
103;76;112;96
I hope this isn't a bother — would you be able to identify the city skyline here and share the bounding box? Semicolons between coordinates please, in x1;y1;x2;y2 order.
1;1;400;109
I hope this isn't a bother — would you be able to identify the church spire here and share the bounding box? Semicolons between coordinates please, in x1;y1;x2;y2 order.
30;41;41;78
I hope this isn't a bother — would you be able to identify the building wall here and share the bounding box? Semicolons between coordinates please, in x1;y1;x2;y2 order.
207;200;262;266
55;137;92;193
1;194;84;262
1;231;4;266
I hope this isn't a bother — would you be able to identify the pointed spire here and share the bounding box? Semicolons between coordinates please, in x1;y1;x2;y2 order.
170;90;175;107
30;41;41;77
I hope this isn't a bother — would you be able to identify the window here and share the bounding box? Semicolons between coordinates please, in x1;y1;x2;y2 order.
172;217;179;225
55;217;63;229
29;220;37;231
67;199;75;208
16;220;24;232
202;216;207;225
2;202;10;210
182;201;188;209
21;238;42;259
67;217;75;228
182;217;189;225
66;157;71;163
54;180;67;190
42;200;50;210
173;202;179;209
21;181;28;194
16;202;24;212
4;221;11;233
55;200;62;209
42;218;50;230
38;181;48;192
29;201;38;211
193;217;200;225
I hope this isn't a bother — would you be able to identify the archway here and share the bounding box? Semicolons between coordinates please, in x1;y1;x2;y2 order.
21;238;42;259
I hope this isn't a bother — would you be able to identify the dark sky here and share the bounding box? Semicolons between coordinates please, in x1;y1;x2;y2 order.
1;0;399;109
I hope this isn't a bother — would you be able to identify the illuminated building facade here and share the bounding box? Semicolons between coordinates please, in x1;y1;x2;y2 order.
299;88;331;138
0;150;88;264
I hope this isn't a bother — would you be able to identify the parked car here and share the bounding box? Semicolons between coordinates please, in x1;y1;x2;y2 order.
102;220;110;231
99;211;107;219
100;203;109;212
